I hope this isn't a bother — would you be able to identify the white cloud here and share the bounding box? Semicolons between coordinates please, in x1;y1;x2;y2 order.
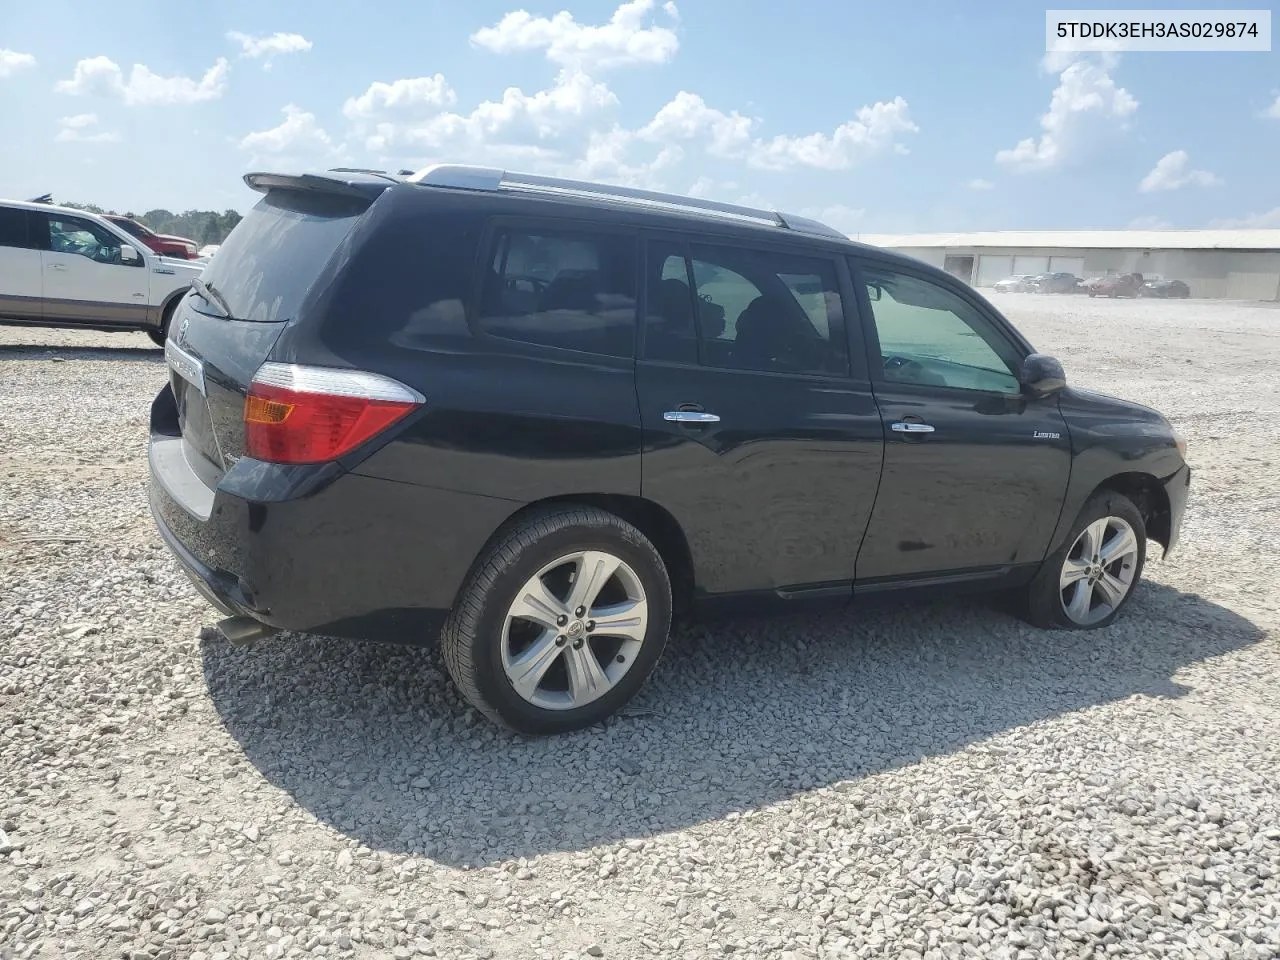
471;0;679;70
1138;150;1220;192
747;98;917;170
572;127;682;187
967;177;994;190
1263;94;1280;119
227;31;312;66
362;70;617;155
733;191;775;210
639;92;754;156
1211;208;1280;229
637;91;916;170
0;49;36;78
1040;49;1081;74
54;113;120;143
343;75;456;119
55;56;228;106
239;104;334;154
799;204;865;234
996;56;1137;170
686;176;737;198
345;22;911;193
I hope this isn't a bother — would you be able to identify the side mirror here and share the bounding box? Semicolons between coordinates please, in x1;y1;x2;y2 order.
1019;353;1066;399
121;245;141;264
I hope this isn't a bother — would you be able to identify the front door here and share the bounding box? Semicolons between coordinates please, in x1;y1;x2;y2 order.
35;212;148;325
636;235;884;600
850;258;1072;585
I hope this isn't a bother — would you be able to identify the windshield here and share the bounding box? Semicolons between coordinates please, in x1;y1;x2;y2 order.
197;189;370;322
111;218;150;239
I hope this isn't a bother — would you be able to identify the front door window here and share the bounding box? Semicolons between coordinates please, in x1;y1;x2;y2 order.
862;266;1020;394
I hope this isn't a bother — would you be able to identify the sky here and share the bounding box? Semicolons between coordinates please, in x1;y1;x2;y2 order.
2;0;1278;233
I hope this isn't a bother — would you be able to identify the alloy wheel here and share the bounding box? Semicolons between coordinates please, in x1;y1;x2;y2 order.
500;550;649;710
1059;516;1140;625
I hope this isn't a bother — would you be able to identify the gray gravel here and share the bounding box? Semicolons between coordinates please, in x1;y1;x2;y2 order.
2;295;1279;960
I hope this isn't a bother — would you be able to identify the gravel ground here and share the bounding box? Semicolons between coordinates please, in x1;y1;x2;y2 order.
1;295;1278;960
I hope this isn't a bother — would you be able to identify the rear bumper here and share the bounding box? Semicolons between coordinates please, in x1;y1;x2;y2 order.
147;389;519;644
1160;462;1191;556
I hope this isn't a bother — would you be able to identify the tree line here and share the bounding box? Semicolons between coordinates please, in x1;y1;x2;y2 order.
66;203;243;246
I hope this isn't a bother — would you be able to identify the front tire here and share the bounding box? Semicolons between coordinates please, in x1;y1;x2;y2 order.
1022;491;1147;629
440;506;672;734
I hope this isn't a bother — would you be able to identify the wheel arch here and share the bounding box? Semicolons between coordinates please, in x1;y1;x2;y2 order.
156;286;190;332
1093;472;1172;552
478;493;696;618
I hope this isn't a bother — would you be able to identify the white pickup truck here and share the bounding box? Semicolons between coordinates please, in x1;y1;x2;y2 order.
0;198;204;346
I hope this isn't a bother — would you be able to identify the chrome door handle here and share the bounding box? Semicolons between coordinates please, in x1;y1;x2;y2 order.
664;410;721;424
891;421;935;433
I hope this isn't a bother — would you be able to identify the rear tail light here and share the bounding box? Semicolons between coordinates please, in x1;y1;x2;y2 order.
244;363;423;464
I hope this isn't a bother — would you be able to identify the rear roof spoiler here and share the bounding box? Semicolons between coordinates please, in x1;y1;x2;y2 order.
243;171;395;200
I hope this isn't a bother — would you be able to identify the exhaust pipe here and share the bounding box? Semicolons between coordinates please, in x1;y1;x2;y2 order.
215;615;280;648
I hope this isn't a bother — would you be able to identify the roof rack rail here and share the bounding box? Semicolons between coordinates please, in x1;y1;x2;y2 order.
407;164;849;241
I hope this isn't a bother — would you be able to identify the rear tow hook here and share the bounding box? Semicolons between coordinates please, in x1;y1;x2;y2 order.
205;615;281;648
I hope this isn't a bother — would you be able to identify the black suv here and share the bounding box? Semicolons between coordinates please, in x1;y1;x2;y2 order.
148;165;1190;734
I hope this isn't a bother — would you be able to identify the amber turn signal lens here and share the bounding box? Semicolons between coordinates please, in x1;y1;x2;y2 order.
244;395;295;425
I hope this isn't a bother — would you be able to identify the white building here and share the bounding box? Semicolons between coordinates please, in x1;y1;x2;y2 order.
855;229;1280;300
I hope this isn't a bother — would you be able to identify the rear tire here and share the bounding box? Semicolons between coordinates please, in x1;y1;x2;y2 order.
148;299;178;348
440;505;672;734
1022;491;1147;630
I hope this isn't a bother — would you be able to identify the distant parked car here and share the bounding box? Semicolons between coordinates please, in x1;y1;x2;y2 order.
993;274;1036;293
197;244;220;260
1141;279;1190;299
1032;272;1080;294
0;197;202;345
1090;273;1144;298
104;215;199;260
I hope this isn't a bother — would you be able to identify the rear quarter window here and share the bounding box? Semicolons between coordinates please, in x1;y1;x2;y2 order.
477;227;638;358
0;207;33;249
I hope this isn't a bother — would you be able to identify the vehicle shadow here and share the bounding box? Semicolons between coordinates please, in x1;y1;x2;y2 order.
201;582;1262;866
0;342;162;362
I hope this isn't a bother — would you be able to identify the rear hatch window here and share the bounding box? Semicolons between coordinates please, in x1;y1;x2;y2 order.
197;189;371;323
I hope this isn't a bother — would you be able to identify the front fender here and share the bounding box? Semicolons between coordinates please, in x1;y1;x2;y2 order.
1047;388;1186;555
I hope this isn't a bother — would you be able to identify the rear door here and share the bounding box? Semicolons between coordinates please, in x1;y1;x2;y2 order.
636;233;883;600
0;206;42;319
34;212;149;324
850;257;1071;585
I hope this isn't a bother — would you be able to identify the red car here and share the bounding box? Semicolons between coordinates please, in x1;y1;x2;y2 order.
104;215;199;260
1089;272;1143;298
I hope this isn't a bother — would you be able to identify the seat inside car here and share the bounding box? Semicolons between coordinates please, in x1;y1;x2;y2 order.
732;294;797;370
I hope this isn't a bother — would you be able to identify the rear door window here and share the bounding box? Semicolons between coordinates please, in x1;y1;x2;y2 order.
478;227;638;358
687;243;848;376
641;240;698;364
